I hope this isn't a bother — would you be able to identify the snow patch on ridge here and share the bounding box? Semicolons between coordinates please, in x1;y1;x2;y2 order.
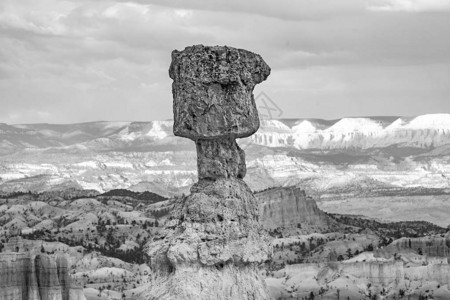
253;114;450;149
326;118;384;134
404;114;450;130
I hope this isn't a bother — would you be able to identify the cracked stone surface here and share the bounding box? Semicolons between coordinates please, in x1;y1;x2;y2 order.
169;44;270;141
143;45;272;300
196;139;246;180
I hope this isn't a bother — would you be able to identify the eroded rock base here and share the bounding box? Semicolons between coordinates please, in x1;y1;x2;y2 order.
145;264;270;300
145;178;272;300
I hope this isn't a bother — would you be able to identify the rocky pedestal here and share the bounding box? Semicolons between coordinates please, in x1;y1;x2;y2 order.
143;45;273;300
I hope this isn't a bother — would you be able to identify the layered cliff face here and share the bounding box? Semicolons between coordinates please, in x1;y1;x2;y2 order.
0;253;85;300
340;261;405;286
256;187;335;234
280;260;450;298
284;261;406;287
341;260;450;287
143;45;272;300
375;236;450;259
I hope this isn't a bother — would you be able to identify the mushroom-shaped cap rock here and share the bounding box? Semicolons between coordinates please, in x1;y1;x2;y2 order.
169;45;271;140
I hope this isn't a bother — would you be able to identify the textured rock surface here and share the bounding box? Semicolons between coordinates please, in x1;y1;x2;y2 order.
285;261;450;289
169;44;270;140
146;179;272;300
150;179;271;267
0;253;85;300
143;45;272;300
196;139;246;180
256;187;337;234
375;236;450;258
340;261;405;286
144;264;269;300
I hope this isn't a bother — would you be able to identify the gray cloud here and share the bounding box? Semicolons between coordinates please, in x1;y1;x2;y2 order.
368;0;450;11
0;0;449;124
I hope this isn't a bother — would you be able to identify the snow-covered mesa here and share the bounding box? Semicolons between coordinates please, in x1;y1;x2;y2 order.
1;115;450;151
245;114;450;149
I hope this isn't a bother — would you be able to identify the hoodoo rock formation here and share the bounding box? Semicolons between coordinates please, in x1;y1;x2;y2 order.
0;253;85;300
144;45;273;299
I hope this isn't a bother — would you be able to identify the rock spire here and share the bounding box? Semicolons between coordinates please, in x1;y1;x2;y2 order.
144;45;272;300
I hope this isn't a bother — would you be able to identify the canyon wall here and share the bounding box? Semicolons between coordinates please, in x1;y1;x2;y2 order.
340;261;405;286
375;236;450;259
404;264;450;285
256;187;335;233
0;253;85;300
285;260;450;288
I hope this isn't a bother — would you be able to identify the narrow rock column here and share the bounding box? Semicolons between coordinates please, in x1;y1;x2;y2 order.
195;139;246;180
144;45;272;300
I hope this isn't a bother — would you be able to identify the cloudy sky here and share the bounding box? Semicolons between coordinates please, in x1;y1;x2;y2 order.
1;0;450;124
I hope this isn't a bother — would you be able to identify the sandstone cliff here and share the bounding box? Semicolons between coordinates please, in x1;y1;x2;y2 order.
341;260;450;287
281;260;450;298
340;261;405;286
375;236;450;259
0;253;85;300
256;187;336;234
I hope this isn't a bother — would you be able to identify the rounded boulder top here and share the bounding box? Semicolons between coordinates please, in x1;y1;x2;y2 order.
169;45;271;140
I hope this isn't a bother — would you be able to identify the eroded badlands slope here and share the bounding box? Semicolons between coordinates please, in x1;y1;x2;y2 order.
1;187;449;300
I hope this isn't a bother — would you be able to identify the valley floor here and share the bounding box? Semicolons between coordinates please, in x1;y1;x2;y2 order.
318;195;450;227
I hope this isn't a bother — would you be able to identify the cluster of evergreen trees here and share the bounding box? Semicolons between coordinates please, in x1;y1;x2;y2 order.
329;213;447;239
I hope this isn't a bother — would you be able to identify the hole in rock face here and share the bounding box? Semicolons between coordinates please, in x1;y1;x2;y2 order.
168;265;174;274
216;263;224;270
217;214;224;222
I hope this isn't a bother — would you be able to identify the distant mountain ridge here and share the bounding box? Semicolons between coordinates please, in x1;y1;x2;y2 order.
1;114;450;222
251;114;450;149
1;114;450;155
